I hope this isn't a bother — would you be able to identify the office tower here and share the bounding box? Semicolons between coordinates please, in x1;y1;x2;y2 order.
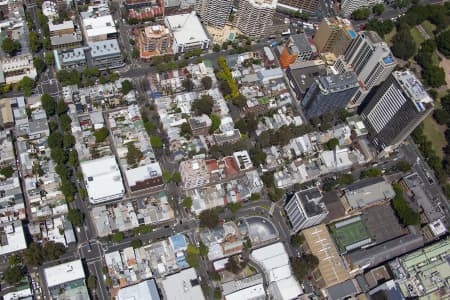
340;0;383;18
279;33;314;69
335;31;397;107
195;0;232;28
302;71;358;119
276;0;319;12
236;0;277;38
285;187;328;233
361;70;434;151
313;17;356;56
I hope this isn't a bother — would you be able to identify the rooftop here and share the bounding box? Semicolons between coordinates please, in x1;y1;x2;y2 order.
117;279;160;300
165;13;209;46
318;71;358;92
344;177;395;210
0;221;27;255
49;20;74;32
82;14;117;38
394;70;433;105
294;187;327;217
44;260;85;288
329;215;372;253
90;39;121;58
80;155;125;204
160;268;205;300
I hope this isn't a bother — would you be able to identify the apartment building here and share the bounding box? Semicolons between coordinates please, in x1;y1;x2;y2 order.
235;0;277;38
134;25;172;60
195;0;232;28
313;17;355;55
0;54;37;84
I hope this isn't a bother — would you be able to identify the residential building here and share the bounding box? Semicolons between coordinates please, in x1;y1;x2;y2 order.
58;48;87;70
180;158;210;189
301;71;358;119
335;31;396;107
165;13;210;53
82;14;118;42
361;70;434;151
161;268;206;300
302;224;350;287
251;243;302;300
0;99;13;128
340;0;383;18
0;54;37;84
189;114;212;135
313;17;356;55
235;0;277;38
125;163;164;192
89;39;124;69
117;279;160;300
285;187;329;232
49;20;83;49
80;156;125;204
279;33;314;68
0;221;27;255
43;260;90;300
134;25;172;60
195;0;232;28
342;177;395;212
276;0;319;12
124;0;164;20
285;60;327;99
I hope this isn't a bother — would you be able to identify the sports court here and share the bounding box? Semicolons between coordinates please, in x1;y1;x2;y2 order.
329;215;372;253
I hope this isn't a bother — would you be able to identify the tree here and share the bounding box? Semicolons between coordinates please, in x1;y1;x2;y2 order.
22;243;43;267
3;266;23;285
250;193;260;201
396;161;412;172
227;202;242;213
2;37;21;56
127;143;142;167
391;184;420;225
192;95;214;115
365;19;394;38
186;244;200;268
351;8;371;20
325;138;339;150
67;209;84;227
56;100;69;115
213;44;221;52
422;65;446;88
33;57;46;73
232;94;247;108
43;36;51;50
361;168;382;178
19;76;34;96
121;80;133;95
0;166;14;178
29;32;42;52
392;29;416;60
131;239;143;249
199;209;219;228
41;94;56;116
214;288;222;300
249;147;267;166
201;76;213;90
291;234;305;248
112;232;124;243
199;241;209;257
45;51;54;65
170;171;181;184
132;48;140;58
433;109;449;125
182;197;193;209
182;78;194;91
48;132;63;149
94;127;109;143
87;276;97;290
150;135;163;148
395;0;411;8
63;134;75;149
218;80;232;96
180;122;192;137
437;30;450;57
42;241;64;260
291;255;319;281
372;3;384;15
209;114;221;133
225;256;246;274
59;114;72;132
69;150;78;167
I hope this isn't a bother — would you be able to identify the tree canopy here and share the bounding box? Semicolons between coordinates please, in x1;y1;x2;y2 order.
351;8;371;20
41;94;56;116
192;95;214;115
67;209;84;227
290;255;319;281
392;29;416;60
437;30;450;57
372;3;384;15
121;80;133;95
2;37;21;56
94;127;109;143
201;76;212;89
199;209;219;228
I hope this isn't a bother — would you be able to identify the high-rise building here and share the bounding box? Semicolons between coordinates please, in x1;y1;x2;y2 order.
301;71;358;119
279;33;314;69
340;0;383;18
276;0;319;12
195;0;232;28
285;187;329;233
335;31;397;107
236;0;277;38
313;17;356;56
134;25;173;60
361;70;434;151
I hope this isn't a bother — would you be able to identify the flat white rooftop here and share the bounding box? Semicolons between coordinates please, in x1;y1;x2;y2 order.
161;268;205;300
225;283;265;300
118;279;160;300
83;15;117;38
0;221;27;255
165;13;209;46
80;155;125;204
44;259;85;288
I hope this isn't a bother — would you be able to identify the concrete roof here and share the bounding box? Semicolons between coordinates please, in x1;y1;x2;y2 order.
117;279;160;300
90;39;121;58
161;268;205;300
44;260;85;287
302;224;350;287
344;177;395;210
83;15;117;38
326;279;359;300
225;283;265;300
165;13;209;46
80;155;125;203
0;221;27;255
